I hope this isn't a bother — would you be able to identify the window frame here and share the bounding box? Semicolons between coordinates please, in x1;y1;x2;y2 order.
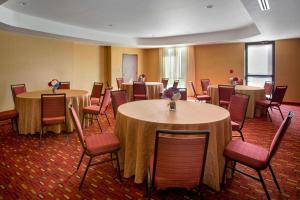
245;41;275;85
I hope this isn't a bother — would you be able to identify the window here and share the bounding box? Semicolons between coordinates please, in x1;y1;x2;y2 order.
245;42;275;87
161;47;187;88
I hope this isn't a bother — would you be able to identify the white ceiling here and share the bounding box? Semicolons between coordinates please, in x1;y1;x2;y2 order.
0;0;299;47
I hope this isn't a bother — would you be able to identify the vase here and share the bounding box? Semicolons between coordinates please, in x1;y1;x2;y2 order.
169;100;176;111
52;87;56;94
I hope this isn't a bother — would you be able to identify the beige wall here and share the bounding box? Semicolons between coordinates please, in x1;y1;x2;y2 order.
0;31;106;111
109;46;145;89
194;43;244;93
143;48;160;82
276;39;300;103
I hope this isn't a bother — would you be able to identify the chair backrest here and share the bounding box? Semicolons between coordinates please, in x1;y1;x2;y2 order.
69;105;86;149
228;94;249;129
178;88;187;100
58;81;70;89
91;82;103;99
161;78;169;89
41;93;66;121
11;84;26;104
100;87;113;113
152;129;209;189
218;85;235;102
271;86;287;105
264;81;274;96
111;90;128;118
133;81;146;96
201;79;210;93
173;80;179;88
188;81;197;98
116;78;124;90
268;111;293;162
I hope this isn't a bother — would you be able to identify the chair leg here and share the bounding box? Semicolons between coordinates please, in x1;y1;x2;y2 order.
77;151;85;170
104;112;111;126
146;167;152;199
81;113;85;128
221;160;228;191
10;118;14;131
266;108;272;122
15;118;19;135
238;130;245;141
257;170;271;200
115;152;122;182
277;106;284;120
79;156;92;191
39;126;44;146
231;161;236;177
269;164;281;192
96;116;102;132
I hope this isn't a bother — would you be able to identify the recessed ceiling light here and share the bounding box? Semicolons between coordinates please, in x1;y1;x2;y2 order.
258;0;270;11
19;1;27;6
107;24;113;27
205;5;213;9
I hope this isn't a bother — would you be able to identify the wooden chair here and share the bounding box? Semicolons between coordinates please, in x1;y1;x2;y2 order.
228;94;249;141
173;80;179;88
90;82;103;106
133;81;147;101
189;81;211;102
116;78;124;90
11;84;26;104
0;109;19;134
58;81;70;89
146;129;209;199
82;87;113;131
221;111;294;200
218;85;235;109
255;86;287;121
200;79;210;95
41;93;67;141
69;105;122;191
111;90;128;118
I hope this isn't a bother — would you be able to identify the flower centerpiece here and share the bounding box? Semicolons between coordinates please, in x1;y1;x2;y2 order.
162;87;181;111
48;79;61;94
229;69;239;85
138;74;146;82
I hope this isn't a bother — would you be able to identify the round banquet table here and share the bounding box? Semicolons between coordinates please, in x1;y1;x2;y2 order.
114;99;231;191
15;89;90;135
121;82;163;101
208;85;265;118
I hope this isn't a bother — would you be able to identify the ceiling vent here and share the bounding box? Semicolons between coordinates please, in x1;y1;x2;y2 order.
258;0;270;11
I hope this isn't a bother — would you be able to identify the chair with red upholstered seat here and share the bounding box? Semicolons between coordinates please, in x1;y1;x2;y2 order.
0;109;19;134
264;81;274;100
111;90;128;118
178;88;187;100
218;85;235;109
116;78;124;90
90;82;103;106
133;81;147;101
189;81;211;102
69;105;122;191
255;86;287;121
161;78;169;89
41;94;66;141
228;94;249;141
221;111;293;200
146;129;209;199
11;84;26;104
173;80;179;88
58;81;70;89
200;79;210;95
82;87;112;131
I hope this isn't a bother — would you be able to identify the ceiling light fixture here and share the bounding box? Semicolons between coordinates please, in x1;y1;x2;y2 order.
19;1;27;6
258;0;270;11
205;5;213;9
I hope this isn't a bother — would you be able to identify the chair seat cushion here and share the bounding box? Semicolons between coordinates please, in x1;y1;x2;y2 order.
85;133;120;155
91;97;100;105
224;140;269;170
196;95;211;101
0;109;18;121
231;121;240;131
256;99;279;107
42;116;65;125
83;105;100;114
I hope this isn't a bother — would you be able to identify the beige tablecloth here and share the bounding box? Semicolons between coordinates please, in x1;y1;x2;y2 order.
15;89;90;134
121;82;163;101
114;99;231;191
208;85;265;118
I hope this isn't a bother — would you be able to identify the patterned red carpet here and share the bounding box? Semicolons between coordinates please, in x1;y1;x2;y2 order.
0;104;299;200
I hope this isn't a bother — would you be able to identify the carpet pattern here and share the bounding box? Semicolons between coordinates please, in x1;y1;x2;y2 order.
0;104;299;200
